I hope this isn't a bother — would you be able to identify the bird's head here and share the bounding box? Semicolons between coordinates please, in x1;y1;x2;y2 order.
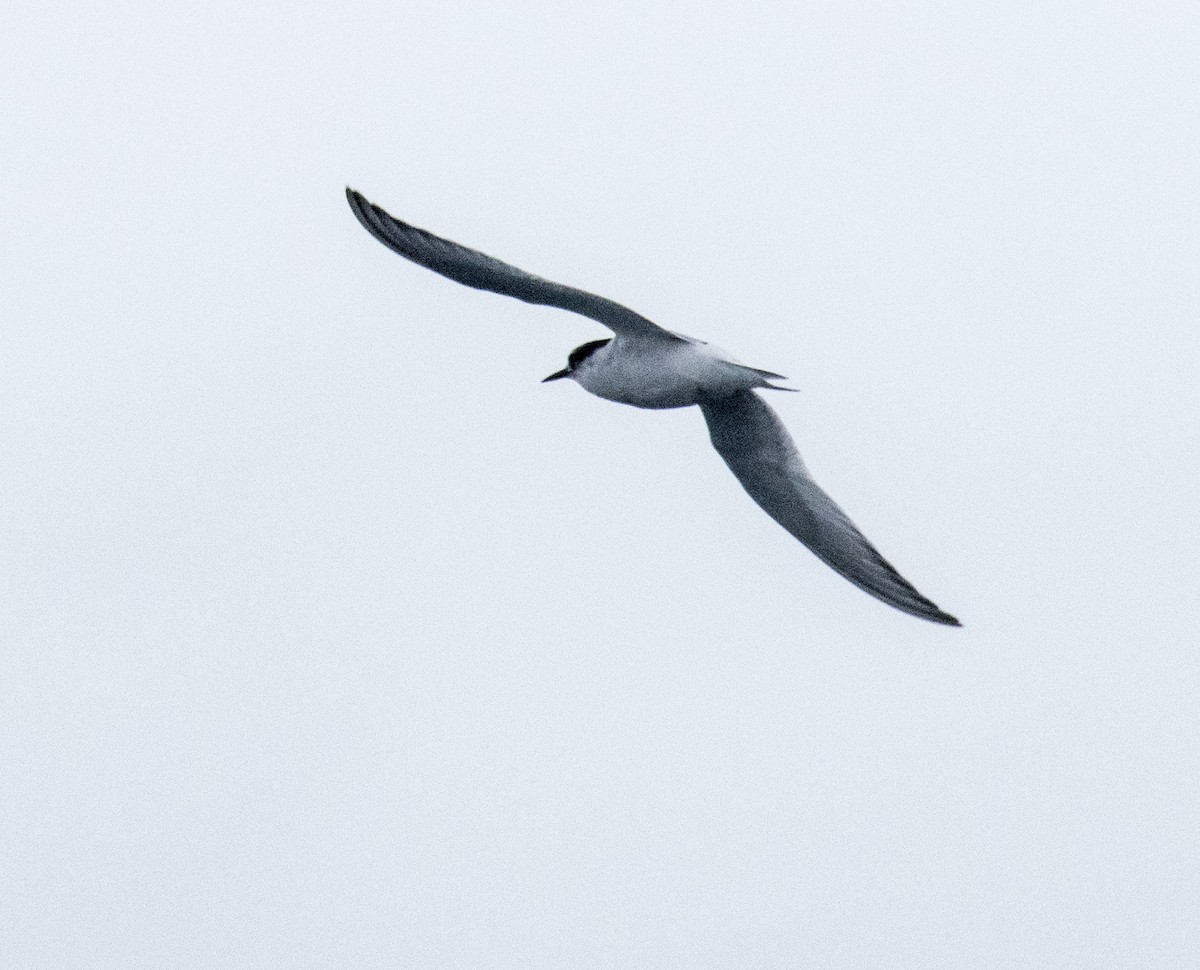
541;338;611;383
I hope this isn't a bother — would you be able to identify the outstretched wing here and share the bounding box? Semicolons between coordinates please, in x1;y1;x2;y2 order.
699;390;960;626
346;188;680;341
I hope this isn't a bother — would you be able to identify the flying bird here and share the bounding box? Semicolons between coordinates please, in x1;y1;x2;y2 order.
346;188;960;626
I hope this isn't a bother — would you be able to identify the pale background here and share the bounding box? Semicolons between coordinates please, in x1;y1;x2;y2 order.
3;1;1198;966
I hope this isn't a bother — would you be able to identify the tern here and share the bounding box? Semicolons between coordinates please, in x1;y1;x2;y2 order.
346;188;960;626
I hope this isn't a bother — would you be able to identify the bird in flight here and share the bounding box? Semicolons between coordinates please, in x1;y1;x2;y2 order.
346;188;960;626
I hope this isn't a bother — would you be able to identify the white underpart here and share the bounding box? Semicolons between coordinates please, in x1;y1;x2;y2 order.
572;336;777;409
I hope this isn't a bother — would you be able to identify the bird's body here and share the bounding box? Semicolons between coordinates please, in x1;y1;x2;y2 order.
572;336;785;410
345;187;961;626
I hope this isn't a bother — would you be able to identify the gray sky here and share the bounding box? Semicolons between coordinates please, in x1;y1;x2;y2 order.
3;0;1198;966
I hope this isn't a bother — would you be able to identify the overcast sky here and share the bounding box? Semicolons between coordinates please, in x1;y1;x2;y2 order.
3;1;1198;966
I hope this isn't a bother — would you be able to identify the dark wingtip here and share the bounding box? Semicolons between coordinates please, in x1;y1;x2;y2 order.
345;187;392;245
345;186;367;213
930;609;962;627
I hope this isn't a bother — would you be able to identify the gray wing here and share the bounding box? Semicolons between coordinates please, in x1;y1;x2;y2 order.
346;188;680;341
699;390;960;626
